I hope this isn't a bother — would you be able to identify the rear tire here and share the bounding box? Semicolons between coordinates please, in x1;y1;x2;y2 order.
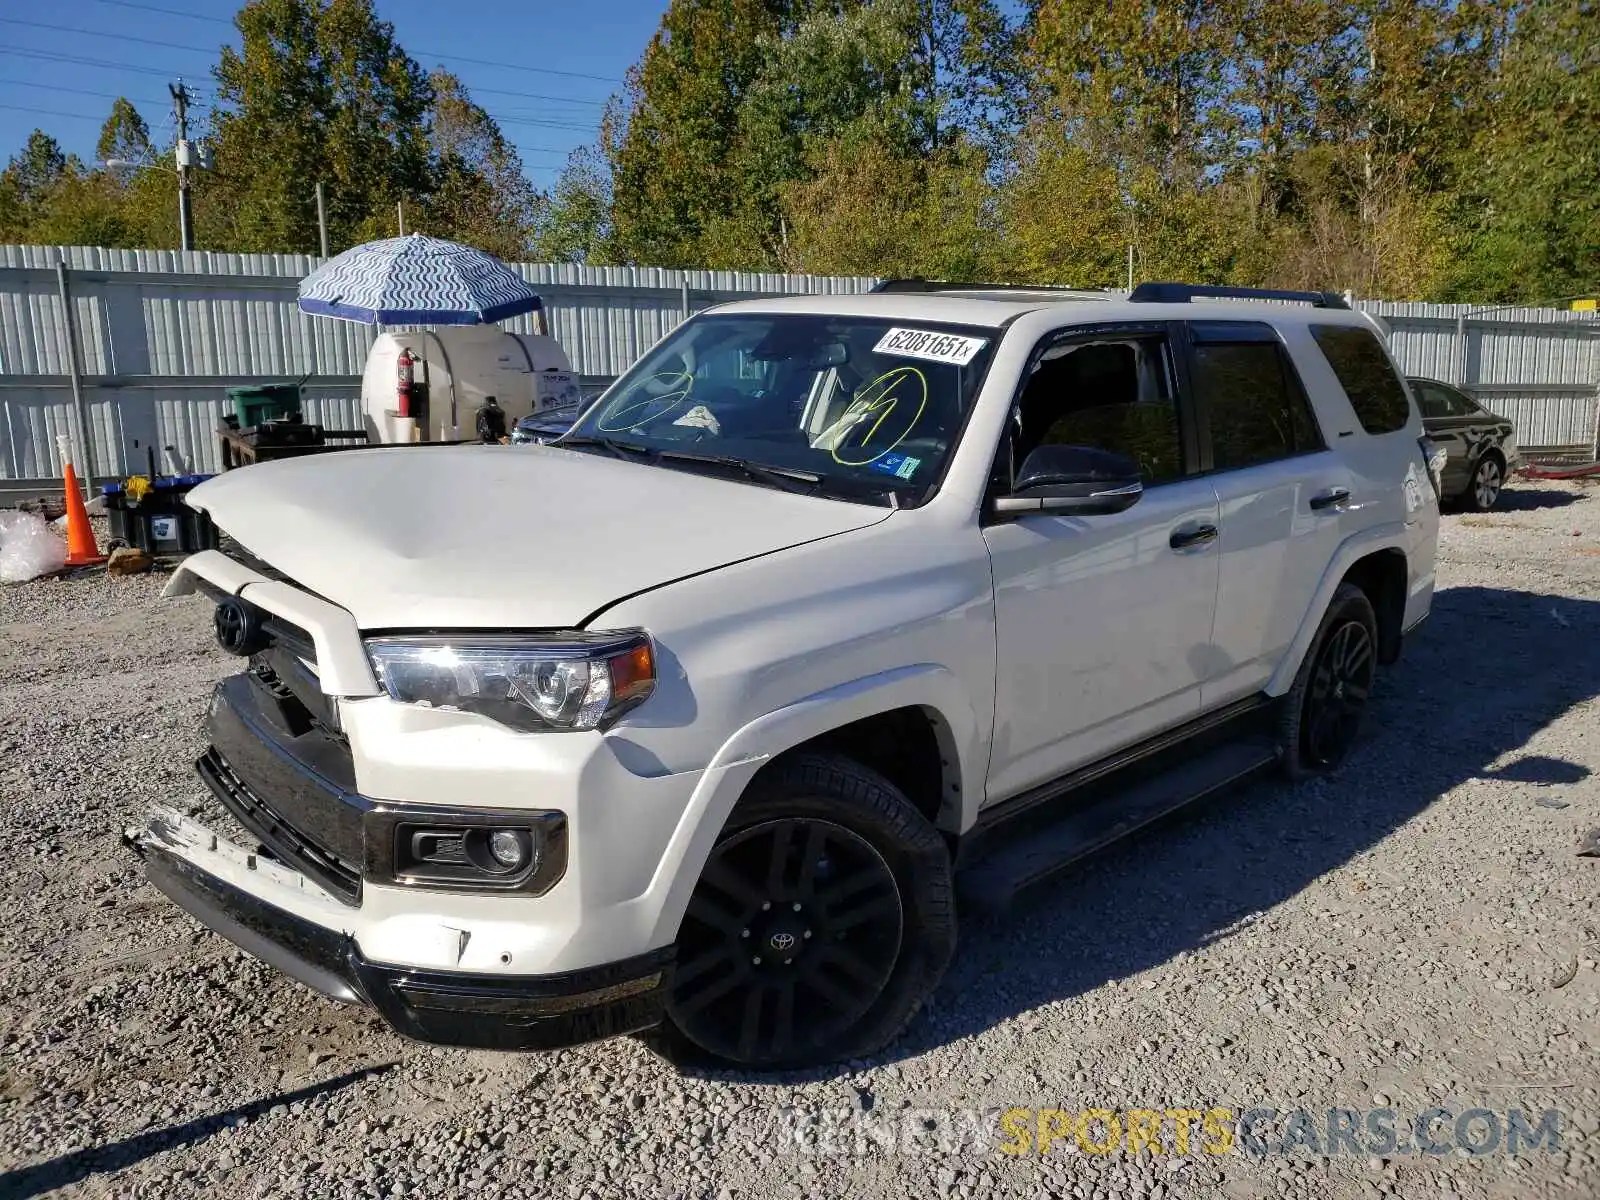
662;753;955;1069
1464;453;1505;511
1278;582;1379;780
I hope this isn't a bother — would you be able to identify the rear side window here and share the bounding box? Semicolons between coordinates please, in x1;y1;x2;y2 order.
1412;379;1480;419
1311;324;1411;433
1188;327;1322;471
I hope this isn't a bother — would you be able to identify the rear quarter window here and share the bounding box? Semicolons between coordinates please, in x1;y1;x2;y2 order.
1310;324;1412;434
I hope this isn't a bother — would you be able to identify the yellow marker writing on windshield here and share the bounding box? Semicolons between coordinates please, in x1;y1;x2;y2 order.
827;366;928;468
597;371;694;432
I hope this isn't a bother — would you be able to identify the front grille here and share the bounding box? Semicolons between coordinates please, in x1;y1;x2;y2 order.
204;672;367;906
251;650;340;737
198;748;363;905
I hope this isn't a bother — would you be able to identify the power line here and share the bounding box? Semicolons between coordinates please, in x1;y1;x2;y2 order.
0;18;220;56
0;102;577;157
78;0;625;90
0;47;603;111
409;47;619;85
0;46;212;82
0;77;181;109
86;0;232;22
437;83;608;108
481;114;598;133
0;56;595;134
0;101;144;125
4;17;620;86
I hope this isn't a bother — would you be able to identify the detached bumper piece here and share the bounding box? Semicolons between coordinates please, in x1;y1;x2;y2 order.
131;823;673;1052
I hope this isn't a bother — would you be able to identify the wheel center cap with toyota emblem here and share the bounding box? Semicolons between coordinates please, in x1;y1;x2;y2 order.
767;931;797;953
214;596;267;656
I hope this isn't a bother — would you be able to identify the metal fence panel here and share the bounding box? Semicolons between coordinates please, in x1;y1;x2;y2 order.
0;244;1595;498
1473;388;1598;449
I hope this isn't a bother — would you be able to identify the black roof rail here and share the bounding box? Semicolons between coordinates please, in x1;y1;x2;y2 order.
1128;282;1350;310
870;277;1108;296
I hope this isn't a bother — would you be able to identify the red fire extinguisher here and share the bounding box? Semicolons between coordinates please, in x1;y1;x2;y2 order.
396;348;416;418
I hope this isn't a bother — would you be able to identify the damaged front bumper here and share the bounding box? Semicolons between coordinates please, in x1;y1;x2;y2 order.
129;810;673;1052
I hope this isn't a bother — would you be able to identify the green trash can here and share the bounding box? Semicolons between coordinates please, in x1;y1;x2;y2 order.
228;381;302;428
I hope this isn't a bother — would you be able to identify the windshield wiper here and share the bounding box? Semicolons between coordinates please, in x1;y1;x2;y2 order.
556;434;655;461
655;450;823;495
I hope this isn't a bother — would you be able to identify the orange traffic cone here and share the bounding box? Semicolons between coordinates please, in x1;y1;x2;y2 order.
57;433;105;567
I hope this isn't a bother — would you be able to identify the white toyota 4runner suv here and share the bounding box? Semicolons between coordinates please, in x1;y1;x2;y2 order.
132;281;1442;1069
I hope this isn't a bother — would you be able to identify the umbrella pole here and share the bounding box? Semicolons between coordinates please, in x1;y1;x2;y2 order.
421;330;460;438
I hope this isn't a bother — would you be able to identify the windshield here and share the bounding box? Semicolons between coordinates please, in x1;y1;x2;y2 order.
563;313;998;504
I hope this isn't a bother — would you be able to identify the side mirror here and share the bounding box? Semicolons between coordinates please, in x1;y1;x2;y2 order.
994;444;1144;517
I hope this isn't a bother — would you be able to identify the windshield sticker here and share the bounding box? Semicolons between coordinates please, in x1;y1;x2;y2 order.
868;452;922;481
873;327;987;367
672;404;722;435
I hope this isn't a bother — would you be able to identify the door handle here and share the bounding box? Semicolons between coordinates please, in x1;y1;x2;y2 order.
1309;487;1351;511
1169;523;1218;550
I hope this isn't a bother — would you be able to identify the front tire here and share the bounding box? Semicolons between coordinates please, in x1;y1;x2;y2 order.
1278;582;1379;780
663;753;956;1069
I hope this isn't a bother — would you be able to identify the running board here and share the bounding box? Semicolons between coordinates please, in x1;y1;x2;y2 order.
956;737;1278;917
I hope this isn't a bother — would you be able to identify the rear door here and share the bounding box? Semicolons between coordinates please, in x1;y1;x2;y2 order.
1181;321;1355;709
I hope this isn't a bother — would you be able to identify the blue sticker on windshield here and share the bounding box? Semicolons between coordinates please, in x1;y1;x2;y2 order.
869;452;921;480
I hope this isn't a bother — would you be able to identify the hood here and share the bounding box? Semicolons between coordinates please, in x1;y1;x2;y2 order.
188;445;890;629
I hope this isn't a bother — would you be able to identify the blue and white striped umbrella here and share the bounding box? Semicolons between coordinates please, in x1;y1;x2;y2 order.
296;233;542;325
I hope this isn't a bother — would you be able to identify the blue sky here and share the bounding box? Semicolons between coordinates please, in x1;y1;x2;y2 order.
0;0;669;187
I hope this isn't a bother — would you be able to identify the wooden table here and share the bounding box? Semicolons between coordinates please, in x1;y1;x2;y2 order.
216;423;371;470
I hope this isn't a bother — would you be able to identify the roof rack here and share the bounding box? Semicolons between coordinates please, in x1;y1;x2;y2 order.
1128;282;1349;309
870;277;1108;297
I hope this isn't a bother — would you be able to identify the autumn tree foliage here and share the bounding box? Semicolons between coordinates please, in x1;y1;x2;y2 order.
1;0;1593;303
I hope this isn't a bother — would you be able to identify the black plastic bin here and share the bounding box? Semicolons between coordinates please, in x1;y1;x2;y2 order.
103;474;220;556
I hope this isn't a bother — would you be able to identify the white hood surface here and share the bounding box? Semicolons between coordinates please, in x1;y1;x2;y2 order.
188;445;891;629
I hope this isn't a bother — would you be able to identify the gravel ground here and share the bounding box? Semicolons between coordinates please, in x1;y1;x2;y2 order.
1;488;1598;1200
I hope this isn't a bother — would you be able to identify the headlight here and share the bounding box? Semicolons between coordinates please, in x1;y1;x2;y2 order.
365;630;656;732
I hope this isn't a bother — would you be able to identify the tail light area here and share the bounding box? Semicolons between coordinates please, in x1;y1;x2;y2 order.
1419;436;1448;500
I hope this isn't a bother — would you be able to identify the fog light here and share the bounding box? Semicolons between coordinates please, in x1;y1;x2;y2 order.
374;811;565;894
488;829;529;870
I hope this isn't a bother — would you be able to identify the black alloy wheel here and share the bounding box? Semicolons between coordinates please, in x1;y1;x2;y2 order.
669;816;905;1065
1300;616;1376;769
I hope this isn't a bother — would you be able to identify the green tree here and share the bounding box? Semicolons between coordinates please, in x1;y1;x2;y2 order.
607;0;798;267
1447;0;1598;299
4;131;69;206
728;0;935;267
532;144;617;264
607;0;1012;270
1024;0;1230;185
95;99;153;167
780;129;992;277
208;0;436;252
0;130;71;243
421;70;541;259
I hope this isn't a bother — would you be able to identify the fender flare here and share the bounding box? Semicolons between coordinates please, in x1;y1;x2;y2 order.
640;663;983;948
1264;521;1412;696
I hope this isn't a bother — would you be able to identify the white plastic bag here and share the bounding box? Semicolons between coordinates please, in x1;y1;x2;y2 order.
0;509;69;583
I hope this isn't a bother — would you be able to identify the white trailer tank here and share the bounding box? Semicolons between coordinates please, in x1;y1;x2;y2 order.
361;326;579;444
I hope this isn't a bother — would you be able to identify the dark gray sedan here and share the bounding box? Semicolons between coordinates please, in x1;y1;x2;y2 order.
1408;377;1521;510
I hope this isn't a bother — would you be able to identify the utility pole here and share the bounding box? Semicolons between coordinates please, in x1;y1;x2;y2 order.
315;181;330;257
170;80;195;251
